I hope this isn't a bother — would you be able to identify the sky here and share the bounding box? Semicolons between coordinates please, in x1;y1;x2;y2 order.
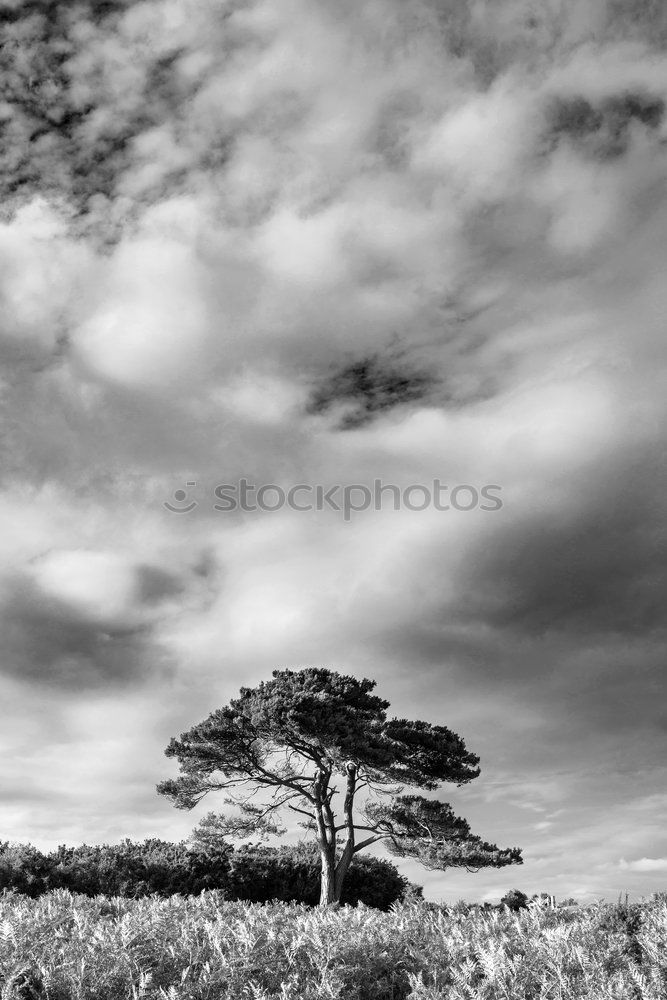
1;0;667;904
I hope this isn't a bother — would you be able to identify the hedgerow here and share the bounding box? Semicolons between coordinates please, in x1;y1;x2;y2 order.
0;839;417;909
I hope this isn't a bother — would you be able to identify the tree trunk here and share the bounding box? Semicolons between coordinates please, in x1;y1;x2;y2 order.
331;761;357;904
319;848;337;905
333;842;353;902
313;766;338;905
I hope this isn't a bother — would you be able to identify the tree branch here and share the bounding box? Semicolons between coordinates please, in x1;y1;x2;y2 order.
288;804;317;821
353;835;386;853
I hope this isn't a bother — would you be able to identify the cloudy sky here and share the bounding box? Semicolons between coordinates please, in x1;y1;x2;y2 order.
1;0;667;903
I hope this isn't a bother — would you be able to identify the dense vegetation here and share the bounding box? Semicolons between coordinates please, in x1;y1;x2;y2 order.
0;891;666;999
0;839;417;910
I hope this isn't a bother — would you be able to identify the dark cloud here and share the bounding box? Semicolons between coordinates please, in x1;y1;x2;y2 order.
306;354;435;429
1;0;666;236
418;0;667;85
0;1;131;23
0;575;170;690
545;91;665;160
606;0;667;48
451;452;667;638
135;565;184;605
0;2;201;223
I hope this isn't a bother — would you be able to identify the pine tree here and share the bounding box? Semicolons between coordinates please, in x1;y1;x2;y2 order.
158;668;522;905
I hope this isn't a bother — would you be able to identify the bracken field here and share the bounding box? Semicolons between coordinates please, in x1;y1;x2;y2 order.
1;891;666;1000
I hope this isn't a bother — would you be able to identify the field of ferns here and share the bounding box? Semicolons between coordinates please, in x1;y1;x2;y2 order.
1;890;666;999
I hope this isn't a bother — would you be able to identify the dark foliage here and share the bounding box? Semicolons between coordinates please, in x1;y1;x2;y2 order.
224;842;419;910
596;899;645;968
500;888;529;911
0;838;417;910
0;964;45;1000
0;842;53;898
366;796;522;872
50;838;233;898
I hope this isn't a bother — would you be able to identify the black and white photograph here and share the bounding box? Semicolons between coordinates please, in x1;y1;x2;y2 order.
1;1;666;996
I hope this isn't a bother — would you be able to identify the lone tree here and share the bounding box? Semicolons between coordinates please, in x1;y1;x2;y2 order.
157;668;522;905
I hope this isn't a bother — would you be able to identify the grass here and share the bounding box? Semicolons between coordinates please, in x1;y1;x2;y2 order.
0;890;666;999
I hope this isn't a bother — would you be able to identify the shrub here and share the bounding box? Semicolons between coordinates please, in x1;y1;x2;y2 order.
0;842;52;898
500;888;529;911
50;839;232;897
225;842;417;910
595;898;644;966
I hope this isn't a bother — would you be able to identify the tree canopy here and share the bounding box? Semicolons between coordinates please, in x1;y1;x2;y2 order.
158;667;522;904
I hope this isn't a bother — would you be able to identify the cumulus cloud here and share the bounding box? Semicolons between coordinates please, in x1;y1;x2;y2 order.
0;200;92;353
74;237;214;390
620;857;667;873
